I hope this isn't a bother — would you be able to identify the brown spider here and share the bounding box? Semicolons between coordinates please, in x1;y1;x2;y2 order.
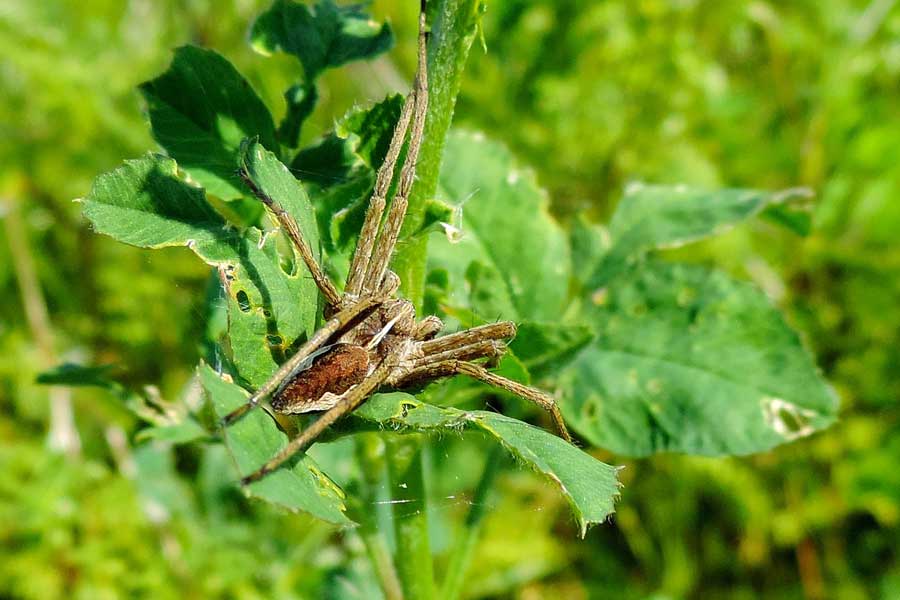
223;0;571;485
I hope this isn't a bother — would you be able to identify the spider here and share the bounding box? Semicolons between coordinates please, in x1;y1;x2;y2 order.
223;0;571;485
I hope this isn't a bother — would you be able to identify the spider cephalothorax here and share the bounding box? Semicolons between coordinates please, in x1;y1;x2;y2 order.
270;295;435;414
223;1;571;485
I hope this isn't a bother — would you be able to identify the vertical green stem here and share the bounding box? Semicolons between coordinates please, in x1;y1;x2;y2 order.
439;446;502;600
386;435;434;599
383;3;484;598
354;435;404;600
392;0;484;310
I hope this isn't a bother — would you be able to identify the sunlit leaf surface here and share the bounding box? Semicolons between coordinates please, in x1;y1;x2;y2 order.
354;393;619;535
139;46;278;199
80;154;236;255
429;131;571;322
562;260;839;456
250;0;393;80
200;364;352;525
588;184;811;287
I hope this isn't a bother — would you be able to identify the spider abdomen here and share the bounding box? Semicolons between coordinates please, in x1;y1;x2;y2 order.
271;343;369;414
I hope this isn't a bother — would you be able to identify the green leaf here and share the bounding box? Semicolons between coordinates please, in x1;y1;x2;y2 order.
416;197;457;237
292;135;359;188
36;363;121;388
233;141;322;375
38;362;209;443
354;393;619;535
199;363;352;525
464;260;517;321
80;154;239;259
225;285;278;388
83;151;320;389
277;81;318;148
293;95;404;251
589;184;813;287
222;225;320;387
251;0;393;148
761;203;813;236
570;216;610;289
337;93;406;168
509;322;594;378
136;420;209;445
250;0;393;80
561;261;838;457
429;131;571;322
139;46;278;199
238;137;322;266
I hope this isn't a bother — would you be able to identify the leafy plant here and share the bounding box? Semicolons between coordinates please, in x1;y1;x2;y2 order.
63;0;838;598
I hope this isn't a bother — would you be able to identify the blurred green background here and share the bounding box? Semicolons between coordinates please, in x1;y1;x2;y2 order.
1;0;899;598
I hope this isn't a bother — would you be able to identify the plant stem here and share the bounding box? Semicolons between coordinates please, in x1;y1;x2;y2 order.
393;0;484;311
361;527;404;600
354;435;404;600
386;434;435;599
381;3;484;597
440;446;502;600
3;191;81;456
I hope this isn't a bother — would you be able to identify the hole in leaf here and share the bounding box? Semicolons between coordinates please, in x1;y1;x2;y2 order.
267;334;284;347
776;407;806;434
236;290;251;312
761;396;815;440
399;401;414;420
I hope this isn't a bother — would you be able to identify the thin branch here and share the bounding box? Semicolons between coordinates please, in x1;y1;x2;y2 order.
2;195;81;456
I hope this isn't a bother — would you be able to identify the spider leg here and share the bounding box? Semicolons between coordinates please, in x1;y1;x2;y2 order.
362;6;430;295
241;351;399;485
413;315;443;341
419;321;517;355
238;167;342;307
221;274;399;426
398;357;572;444
407;340;506;372
344;91;416;299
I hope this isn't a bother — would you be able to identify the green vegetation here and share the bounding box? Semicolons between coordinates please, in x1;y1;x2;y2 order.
2;1;898;598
